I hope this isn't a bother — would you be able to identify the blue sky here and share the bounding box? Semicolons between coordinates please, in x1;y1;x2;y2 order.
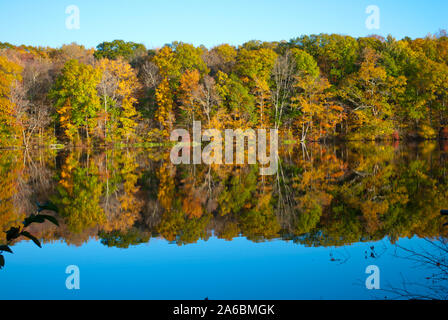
0;0;447;49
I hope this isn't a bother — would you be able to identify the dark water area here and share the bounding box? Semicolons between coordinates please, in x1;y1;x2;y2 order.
1;141;448;299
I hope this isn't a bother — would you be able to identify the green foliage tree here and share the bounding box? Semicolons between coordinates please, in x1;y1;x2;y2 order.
50;59;102;144
94;40;147;61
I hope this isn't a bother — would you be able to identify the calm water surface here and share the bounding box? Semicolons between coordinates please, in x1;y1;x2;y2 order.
1;141;447;300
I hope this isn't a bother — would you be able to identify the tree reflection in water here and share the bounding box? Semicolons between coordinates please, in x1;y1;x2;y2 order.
1;142;448;284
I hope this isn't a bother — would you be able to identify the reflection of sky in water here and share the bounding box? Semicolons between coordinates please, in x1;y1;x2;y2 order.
0;236;438;299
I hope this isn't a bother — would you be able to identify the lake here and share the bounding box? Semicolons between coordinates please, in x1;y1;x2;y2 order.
1;141;447;300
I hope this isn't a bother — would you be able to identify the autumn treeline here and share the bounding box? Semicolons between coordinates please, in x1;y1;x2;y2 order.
1;32;448;147
2;142;448;247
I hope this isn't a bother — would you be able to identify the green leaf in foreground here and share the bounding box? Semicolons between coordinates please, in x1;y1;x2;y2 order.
39;215;59;226
0;245;13;253
24;214;59;227
20;231;42;248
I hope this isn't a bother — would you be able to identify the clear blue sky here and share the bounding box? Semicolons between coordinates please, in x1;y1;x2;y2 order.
0;0;447;49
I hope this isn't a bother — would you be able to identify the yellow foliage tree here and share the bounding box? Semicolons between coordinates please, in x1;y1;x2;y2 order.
0;56;23;147
177;69;200;126
293;76;344;141
155;78;175;138
97;58;141;143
